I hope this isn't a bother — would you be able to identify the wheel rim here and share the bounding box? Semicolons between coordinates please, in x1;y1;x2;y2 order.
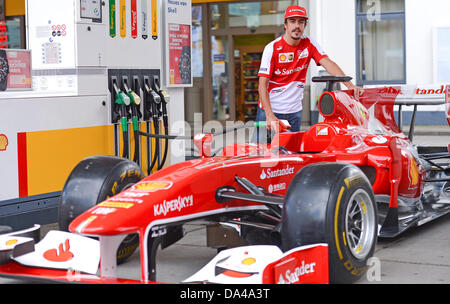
344;189;376;260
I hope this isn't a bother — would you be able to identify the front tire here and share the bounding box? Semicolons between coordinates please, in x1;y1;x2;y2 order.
281;162;377;283
58;155;144;264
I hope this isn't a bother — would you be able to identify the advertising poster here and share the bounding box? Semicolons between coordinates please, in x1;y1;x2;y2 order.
0;49;32;91
168;23;191;85
164;0;192;87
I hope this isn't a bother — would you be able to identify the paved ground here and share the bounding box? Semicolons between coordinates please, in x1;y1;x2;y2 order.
119;213;450;284
130;215;450;284
359;214;450;284
0;129;448;284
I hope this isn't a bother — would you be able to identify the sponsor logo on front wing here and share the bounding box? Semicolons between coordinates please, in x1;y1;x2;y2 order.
277;260;317;284
154;195;194;216
260;165;295;180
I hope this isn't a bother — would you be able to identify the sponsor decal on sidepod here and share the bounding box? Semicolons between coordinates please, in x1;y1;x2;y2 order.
260;165;295;180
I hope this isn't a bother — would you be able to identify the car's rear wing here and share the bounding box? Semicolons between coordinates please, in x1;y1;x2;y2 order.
361;84;450;141
396;84;448;140
314;77;450;132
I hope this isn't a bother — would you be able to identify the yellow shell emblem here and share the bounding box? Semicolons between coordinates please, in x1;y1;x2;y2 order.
241;257;256;265
6;239;18;246
0;134;8;151
132;181;173;192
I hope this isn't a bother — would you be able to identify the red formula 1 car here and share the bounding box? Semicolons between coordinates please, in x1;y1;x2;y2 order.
0;76;449;284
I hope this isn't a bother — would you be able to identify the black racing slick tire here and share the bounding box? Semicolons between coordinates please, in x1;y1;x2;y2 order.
281;162;378;284
58;155;144;264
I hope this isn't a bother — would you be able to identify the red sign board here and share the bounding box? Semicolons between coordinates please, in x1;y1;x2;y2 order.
168;23;191;85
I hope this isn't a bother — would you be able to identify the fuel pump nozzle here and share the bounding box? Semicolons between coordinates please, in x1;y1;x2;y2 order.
143;79;161;120
152;80;170;170
123;80;143;164
123;82;141;132
113;82;131;158
143;77;162;174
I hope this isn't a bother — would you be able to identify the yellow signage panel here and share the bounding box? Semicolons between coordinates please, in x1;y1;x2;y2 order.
5;0;25;16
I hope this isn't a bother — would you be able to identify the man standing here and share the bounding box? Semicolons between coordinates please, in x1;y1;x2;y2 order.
255;5;362;138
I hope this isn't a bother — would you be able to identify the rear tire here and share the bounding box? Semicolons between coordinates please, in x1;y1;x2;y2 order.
58;155;144;264
281;162;377;283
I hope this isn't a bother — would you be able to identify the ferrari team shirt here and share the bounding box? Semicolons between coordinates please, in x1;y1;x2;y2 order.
258;35;328;114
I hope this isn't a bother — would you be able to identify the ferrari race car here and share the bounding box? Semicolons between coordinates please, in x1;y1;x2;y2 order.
0;76;449;284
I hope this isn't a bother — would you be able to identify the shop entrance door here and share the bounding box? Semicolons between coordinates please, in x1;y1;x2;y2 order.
233;34;274;122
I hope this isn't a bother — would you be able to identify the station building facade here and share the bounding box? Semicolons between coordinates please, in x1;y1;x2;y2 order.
188;0;450;126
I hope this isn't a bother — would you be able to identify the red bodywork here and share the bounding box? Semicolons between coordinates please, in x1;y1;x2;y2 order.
73;88;422;231
0;86;438;283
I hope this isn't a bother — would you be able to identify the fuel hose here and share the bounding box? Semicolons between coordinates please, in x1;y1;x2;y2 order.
157;91;169;170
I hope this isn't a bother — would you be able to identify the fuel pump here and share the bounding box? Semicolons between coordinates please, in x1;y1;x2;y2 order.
152;80;170;170
150;80;162;171
143;76;162;175
123;78;142;165
112;81;131;159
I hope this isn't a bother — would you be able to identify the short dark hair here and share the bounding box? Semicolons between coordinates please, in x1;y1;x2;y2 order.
284;18;308;25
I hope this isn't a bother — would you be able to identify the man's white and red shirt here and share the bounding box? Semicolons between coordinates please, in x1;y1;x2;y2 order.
258;35;327;113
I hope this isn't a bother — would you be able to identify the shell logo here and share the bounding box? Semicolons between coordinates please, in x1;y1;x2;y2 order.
0;134;8;151
132;181;173;192
5;239;17;246
241;257;256;265
279;54;287;62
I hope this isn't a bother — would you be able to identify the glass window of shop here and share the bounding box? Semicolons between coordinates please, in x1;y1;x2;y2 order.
192;6;203;78
210;0;296;30
5;17;24;49
206;0;296;121
435;27;450;82
0;0;26;50
358;0;404;13
356;0;405;85
0;16;26;49
211;35;229;120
